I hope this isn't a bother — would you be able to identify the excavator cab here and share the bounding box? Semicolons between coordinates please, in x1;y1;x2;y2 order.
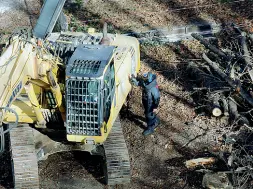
65;44;116;139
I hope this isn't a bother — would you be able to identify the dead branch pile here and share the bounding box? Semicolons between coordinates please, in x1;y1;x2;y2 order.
186;24;253;189
186;126;253;189
185;126;253;189
188;24;253;125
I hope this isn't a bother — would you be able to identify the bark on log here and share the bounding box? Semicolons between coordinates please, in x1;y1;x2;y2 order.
249;34;253;44
211;94;222;117
228;97;249;126
207;51;220;62
192;33;230;61
202;53;253;107
228;98;239;120
239;32;253;82
221;96;229;116
240;32;253;67
187;61;217;88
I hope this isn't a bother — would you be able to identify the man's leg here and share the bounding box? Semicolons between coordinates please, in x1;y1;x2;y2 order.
142;112;156;136
152;115;160;129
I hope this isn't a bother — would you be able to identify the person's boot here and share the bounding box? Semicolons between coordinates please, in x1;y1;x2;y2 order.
142;127;154;136
153;118;160;130
142;119;161;136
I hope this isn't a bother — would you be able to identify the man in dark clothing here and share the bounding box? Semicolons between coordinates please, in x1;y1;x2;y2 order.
130;72;160;136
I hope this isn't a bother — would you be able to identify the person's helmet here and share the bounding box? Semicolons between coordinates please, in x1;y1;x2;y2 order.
142;72;153;83
142;72;148;81
143;72;148;77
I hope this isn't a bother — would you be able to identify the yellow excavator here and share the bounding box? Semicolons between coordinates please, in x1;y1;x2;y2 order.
0;0;140;188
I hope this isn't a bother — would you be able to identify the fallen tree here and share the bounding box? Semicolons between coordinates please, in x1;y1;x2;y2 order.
189;23;253;122
186;23;253;189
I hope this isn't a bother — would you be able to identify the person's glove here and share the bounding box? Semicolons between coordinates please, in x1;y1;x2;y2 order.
153;108;159;114
129;74;138;86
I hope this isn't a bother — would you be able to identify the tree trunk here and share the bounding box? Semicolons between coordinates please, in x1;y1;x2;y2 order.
221;96;229;116
192;33;230;61
187;61;219;88
211;94;222;117
228;97;249;126
203;53;253;107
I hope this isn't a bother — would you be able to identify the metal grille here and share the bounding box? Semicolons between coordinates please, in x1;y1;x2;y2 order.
69;60;101;75
58;34;84;44
45;91;57;109
66;79;101;136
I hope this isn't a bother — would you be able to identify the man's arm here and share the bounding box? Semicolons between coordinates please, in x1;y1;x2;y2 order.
129;74;140;86
153;96;160;109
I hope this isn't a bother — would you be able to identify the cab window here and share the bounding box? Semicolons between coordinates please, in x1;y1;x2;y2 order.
103;62;115;122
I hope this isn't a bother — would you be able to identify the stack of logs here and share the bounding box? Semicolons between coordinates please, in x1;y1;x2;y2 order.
188;24;253;126
186;24;253;189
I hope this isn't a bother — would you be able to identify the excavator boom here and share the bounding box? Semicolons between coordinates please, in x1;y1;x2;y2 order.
0;32;64;127
33;0;66;39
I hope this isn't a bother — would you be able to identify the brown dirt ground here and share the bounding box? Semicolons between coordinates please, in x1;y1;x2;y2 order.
0;0;253;189
0;0;40;32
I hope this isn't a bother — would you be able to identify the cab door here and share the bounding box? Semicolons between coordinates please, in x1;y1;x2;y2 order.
114;49;132;113
103;61;115;124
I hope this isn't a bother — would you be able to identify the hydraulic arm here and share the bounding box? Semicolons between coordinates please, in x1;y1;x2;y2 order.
0;32;64;127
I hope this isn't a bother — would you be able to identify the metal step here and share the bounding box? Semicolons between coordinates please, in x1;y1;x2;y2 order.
103;117;131;185
9;124;39;189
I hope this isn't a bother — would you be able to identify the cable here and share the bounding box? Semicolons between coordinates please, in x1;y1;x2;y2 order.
0;107;19;154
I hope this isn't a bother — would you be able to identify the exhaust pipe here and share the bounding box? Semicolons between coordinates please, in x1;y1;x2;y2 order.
100;22;110;45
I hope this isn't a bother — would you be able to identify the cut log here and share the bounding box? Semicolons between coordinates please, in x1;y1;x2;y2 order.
202;53;253;107
185;157;216;169
212;107;222;117
211;94;222;117
192;33;230;61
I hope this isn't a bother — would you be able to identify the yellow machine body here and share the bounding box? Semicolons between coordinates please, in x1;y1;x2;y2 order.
0;0;140;185
2;31;140;146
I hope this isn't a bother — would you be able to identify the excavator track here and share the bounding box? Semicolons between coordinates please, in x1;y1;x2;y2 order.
9;124;39;189
103;117;131;185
